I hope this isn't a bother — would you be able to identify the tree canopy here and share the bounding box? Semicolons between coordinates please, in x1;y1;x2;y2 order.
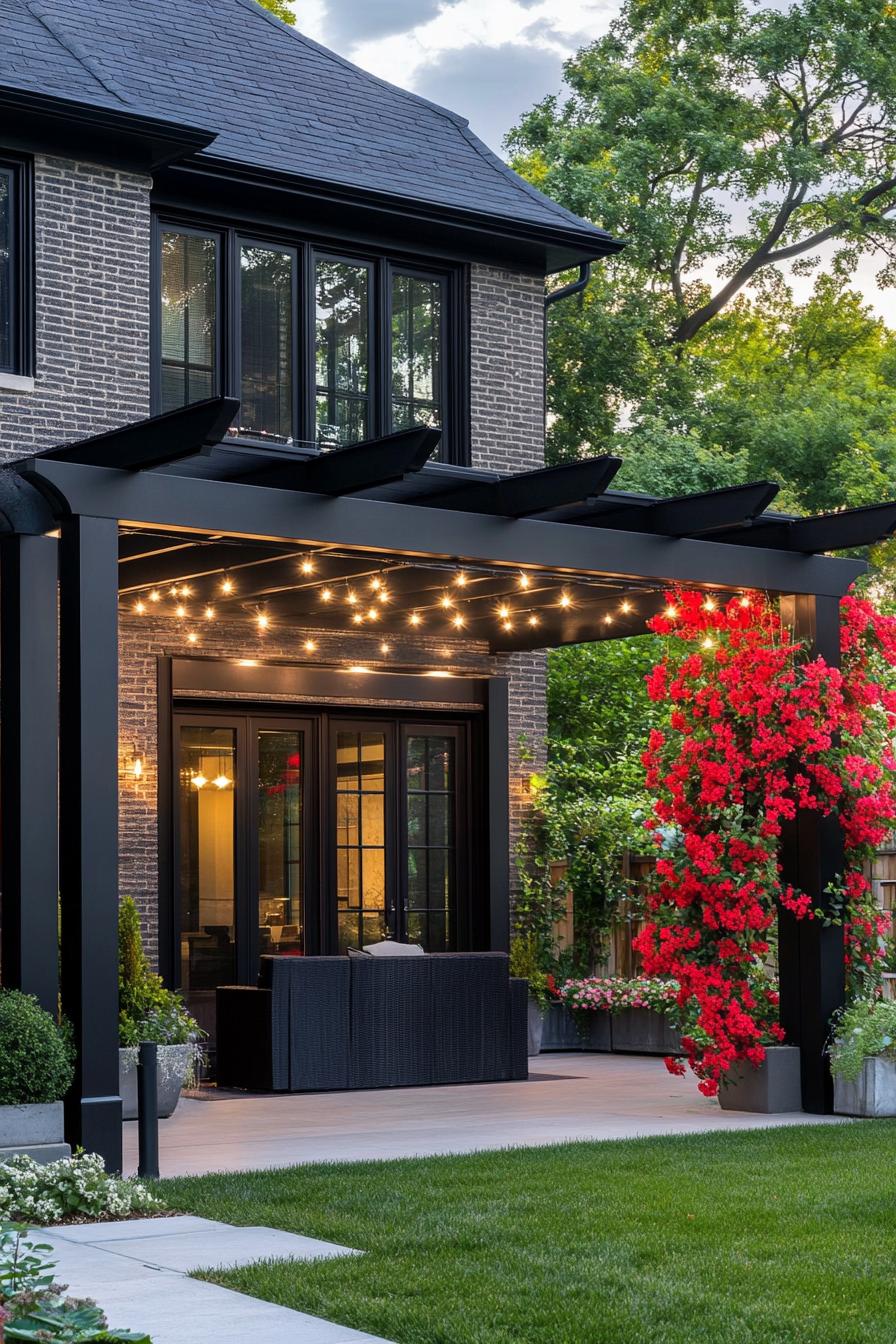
508;0;896;474
255;0;295;24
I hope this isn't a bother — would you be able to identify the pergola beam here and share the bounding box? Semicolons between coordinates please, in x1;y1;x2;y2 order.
226;426;441;494
43;397;241;471
20;457;866;597
713;501;896;553
423;456;622;517
584;482;779;537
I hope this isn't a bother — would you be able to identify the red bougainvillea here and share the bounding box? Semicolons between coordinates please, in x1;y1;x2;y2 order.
633;589;896;1096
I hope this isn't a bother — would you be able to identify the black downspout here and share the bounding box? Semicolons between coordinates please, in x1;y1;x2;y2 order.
543;262;591;429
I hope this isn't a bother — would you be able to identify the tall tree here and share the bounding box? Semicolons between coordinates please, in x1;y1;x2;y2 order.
508;0;896;464
255;0;295;24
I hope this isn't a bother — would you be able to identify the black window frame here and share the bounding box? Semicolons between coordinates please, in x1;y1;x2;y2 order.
151;213;470;463
0;155;34;379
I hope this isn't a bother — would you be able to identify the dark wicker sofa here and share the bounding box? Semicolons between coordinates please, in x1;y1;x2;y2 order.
216;952;529;1092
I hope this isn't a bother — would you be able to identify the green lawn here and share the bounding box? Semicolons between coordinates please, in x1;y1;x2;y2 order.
163;1123;896;1344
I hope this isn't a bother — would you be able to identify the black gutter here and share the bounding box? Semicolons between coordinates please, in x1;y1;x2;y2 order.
543;263;592;425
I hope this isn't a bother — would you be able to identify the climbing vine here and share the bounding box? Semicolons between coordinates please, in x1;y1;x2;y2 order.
633;589;896;1096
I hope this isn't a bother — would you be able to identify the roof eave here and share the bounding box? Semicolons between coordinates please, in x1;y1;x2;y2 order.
159;154;623;272
0;86;217;171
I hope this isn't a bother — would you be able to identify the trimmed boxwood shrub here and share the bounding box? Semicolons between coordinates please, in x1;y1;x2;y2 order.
0;990;74;1105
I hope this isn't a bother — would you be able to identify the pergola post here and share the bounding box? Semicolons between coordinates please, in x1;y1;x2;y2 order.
0;533;59;1015
778;593;845;1114
59;515;122;1171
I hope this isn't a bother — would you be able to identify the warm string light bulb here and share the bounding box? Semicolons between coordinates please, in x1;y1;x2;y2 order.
180;585;193;597
257;613;270;631
739;595;751;607
380;641;391;655
621;600;633;614
501;619;513;632
528;614;539;627
187;631;199;645
559;592;572;609
518;573;530;590
300;558;315;575
603;614;613;625
703;597;716;612
370;577;383;592
497;604;511;620
221;577;235;595
134;599;146;615
204;605;215;620
346;589;358;605
175;604;187;619
440;594;454;610
303;639;317;653
320;587;333;603
665;604;678;619
409;612;422;627
452;613;465;629
454;571;468;586
352;612;364;625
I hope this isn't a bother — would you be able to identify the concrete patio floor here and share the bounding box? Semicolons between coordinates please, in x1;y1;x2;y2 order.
124;1053;847;1177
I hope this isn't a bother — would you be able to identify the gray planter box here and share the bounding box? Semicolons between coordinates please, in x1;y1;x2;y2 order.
719;1045;802;1112
541;1002;611;1052
119;1044;194;1121
0;1102;70;1165
833;1056;896;1117
527;999;544;1056
611;1007;681;1055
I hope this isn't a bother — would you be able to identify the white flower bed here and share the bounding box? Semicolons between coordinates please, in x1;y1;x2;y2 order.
0;1151;164;1225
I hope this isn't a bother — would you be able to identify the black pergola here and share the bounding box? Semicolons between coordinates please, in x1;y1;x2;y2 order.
3;396;895;1172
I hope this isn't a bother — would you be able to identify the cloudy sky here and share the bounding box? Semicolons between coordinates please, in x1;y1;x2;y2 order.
290;0;892;321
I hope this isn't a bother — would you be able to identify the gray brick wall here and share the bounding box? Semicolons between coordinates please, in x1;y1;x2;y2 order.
469;264;545;474
0;156;151;458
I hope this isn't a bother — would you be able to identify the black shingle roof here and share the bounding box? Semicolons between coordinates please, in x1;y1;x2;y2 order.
0;0;615;253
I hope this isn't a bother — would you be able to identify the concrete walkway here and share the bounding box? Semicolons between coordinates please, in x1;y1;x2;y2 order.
41;1215;392;1344
124;1052;846;1177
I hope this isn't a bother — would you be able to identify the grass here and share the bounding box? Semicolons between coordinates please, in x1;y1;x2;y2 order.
162;1122;896;1344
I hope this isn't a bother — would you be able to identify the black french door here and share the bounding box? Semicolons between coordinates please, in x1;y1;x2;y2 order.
171;706;474;1031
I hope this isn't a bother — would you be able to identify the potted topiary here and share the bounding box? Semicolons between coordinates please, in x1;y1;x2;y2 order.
0;990;74;1164
830;998;896;1117
118;897;202;1120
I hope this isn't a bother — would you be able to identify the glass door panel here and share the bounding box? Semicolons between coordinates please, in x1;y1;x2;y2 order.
177;725;237;1026
405;733;457;951
257;729;305;956
335;728;388;951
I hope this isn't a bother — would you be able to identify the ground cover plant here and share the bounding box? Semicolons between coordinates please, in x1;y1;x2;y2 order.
165;1123;896;1344
0;1153;163;1226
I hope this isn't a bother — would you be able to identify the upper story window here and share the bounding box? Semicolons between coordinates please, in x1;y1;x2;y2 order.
154;221;466;462
0;157;33;380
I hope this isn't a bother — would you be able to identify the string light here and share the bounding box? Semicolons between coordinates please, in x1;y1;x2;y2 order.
703;598;716;612
739;595;750;607
518;573;530;590
409;612;422;627
559;592;572;609
452;613;465;629
221;577;235;595
149;589;161;603
440;594;454;610
303;639;317;653
501;619;513;632
665;604;678;619
169;586;180;598
180;584;193;597
191;773;208;789
186;631;198;645
370;577;383;592
213;774;232;790
380;641;391;655
300;558;315;575
204;605;215;620
367;606;379;621
346;590;358;606
702;637;715;649
352;612;364;625
378;588;391;603
528;614;540;627
497;604;511;620
320;587;333;602
257;613;270;631
454;572;468;586
134;599;146;615
175;604;187;619
603;614;613;625
621;600;633;614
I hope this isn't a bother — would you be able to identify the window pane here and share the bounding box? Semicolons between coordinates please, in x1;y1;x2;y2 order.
404;735;456;952
257;731;304;954
160;230;217;412
335;729;388;952
315;258;369;447
239;245;294;442
0;170;11;371
178;726;237;1036
391;272;442;436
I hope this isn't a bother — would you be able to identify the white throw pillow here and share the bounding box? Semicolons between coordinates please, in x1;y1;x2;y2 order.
361;940;425;957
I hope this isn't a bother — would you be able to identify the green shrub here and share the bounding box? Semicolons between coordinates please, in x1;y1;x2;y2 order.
0;991;73;1106
829;998;896;1082
118;898;200;1048
0;1152;163;1225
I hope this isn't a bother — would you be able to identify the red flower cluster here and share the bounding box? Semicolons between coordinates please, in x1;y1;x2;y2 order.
633;589;896;1096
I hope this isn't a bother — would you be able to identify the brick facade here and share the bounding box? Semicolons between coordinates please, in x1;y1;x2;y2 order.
0;157;151;457
0;156;548;960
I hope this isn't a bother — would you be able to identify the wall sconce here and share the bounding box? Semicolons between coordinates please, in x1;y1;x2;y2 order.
128;745;144;780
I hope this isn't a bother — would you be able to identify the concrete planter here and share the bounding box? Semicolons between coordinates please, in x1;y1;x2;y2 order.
718;1045;802;1113
833;1056;896;1117
527;999;545;1056
541;1002;612;1052
611;1007;681;1055
119;1044;194;1121
0;1102;70;1164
